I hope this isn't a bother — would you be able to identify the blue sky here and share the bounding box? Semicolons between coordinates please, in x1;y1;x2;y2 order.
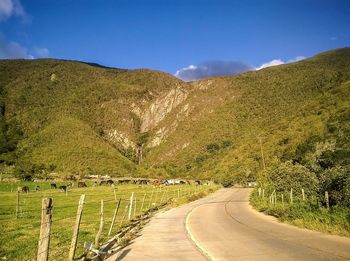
0;0;349;80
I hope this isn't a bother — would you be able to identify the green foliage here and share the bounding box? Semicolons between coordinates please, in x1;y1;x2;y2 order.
251;192;350;237
137;132;149;146
319;167;350;207
13;162;54;180
267;161;318;195
206;143;220;153
0;48;350;181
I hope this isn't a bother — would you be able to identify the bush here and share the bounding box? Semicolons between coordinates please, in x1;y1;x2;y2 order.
268;161;318;195
320;167;350;207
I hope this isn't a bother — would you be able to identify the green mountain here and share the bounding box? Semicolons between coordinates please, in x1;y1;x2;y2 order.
0;48;350;181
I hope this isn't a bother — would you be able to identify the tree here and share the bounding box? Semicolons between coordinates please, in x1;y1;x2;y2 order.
268;161;318;195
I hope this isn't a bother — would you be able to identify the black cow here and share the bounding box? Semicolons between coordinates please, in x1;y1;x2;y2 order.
35;185;40;191
50;183;57;189
59;185;67;192
21;186;29;193
106;179;114;185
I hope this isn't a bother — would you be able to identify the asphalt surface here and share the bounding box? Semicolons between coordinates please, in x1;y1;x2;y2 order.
108;188;350;260
188;188;350;260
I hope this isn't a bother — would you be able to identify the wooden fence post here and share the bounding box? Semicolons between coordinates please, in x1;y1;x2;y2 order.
16;187;20;219
281;194;284;207
113;187;117;202
69;194;85;261
133;197;137;218
140;193;146;211
325;191;329;209
94;200;104;247
37;198;53;261
302;188;305;201
108;198;121;237
262;189;265;199
160;191;166;204
154;191;159;206
290;188;293;204
128;192;134;220
258;187;261;197
120;202;130;226
148;191;154;209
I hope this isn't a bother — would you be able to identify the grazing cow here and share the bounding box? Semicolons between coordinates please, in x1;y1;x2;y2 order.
151;179;162;187
117;179;131;184
21;186;29;193
23;175;33;181
106;179;114;185
35;185;40;192
138;179;150;185
50;183;57;189
78;181;87;188
59;185;67;192
99;180;107;185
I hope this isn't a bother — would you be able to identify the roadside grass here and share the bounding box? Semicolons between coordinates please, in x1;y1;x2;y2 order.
0;182;219;260
250;192;350;237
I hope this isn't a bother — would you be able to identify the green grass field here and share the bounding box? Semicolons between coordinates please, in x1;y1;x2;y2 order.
0;181;218;260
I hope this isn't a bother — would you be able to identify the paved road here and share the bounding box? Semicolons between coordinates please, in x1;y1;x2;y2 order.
106;190;224;260
108;188;350;260
188;188;350;260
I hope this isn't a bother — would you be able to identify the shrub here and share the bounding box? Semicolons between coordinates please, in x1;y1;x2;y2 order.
268;161;318;195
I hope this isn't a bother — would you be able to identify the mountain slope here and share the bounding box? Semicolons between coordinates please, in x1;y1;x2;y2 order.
0;48;350;180
144;48;350;181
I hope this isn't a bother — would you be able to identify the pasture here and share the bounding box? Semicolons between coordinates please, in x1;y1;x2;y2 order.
0;181;218;260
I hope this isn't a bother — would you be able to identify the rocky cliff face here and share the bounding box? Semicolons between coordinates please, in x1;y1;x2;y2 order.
133;85;189;132
106;84;191;151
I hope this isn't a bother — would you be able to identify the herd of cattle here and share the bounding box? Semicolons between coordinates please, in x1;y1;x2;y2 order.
19;178;208;193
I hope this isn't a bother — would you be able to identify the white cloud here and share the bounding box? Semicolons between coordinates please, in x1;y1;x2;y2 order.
256;56;306;70
330;36;337;41
256;59;284;70
0;0;26;22
175;64;198;79
33;47;49;58
175;61;253;82
288;56;306;63
0;34;33;59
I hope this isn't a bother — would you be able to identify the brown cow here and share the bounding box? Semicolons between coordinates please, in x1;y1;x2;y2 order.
78;181;87;188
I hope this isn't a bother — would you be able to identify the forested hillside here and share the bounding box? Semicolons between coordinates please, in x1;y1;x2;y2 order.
0;48;349;184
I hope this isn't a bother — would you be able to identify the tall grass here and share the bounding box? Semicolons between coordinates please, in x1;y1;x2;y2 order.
250;189;350;237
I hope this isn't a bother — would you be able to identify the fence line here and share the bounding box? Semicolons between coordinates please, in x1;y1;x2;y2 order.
0;184;213;260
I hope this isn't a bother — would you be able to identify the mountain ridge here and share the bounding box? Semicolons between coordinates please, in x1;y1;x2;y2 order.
0;47;349;181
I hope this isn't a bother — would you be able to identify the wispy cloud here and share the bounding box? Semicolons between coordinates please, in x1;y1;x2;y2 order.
256;56;306;70
330;36;337;41
33;47;49;58
0;34;50;59
0;0;27;22
175;61;253;81
256;59;284;70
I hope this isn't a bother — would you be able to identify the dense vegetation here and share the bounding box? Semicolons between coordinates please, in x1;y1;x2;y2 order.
0;48;349;187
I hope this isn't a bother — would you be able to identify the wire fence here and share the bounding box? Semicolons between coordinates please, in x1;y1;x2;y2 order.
0;183;214;260
254;187;331;208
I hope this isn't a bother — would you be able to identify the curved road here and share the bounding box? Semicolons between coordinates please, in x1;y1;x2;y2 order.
187;188;350;260
108;188;350;260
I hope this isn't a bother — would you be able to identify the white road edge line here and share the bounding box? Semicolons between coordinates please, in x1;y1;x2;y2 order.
185;206;216;261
